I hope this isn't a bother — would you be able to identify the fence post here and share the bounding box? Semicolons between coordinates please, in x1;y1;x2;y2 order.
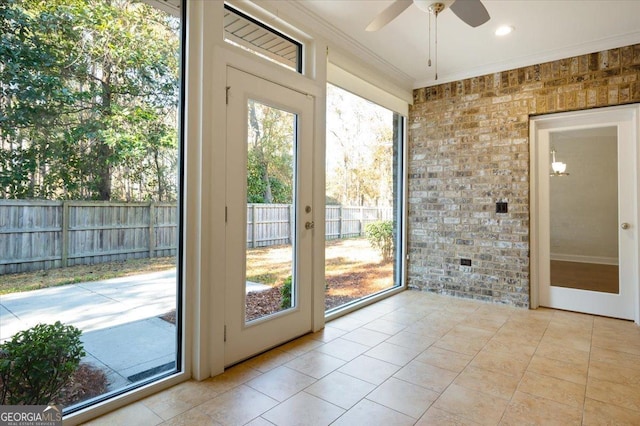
359;206;364;236
61;201;69;267
251;204;257;248
338;206;343;239
289;204;294;244
149;202;155;258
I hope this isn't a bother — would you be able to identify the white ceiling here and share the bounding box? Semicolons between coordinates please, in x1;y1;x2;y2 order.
286;0;640;90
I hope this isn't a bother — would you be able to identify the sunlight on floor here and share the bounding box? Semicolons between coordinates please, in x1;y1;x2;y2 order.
83;290;640;425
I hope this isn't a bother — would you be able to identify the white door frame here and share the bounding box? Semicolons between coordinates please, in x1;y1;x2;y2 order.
530;104;640;323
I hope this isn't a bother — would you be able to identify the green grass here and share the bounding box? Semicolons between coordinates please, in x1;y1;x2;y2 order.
246;273;279;285
0;238;385;296
0;257;176;295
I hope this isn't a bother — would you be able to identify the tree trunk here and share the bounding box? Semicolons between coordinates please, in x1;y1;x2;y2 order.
95;58;113;201
154;149;164;202
249;102;273;203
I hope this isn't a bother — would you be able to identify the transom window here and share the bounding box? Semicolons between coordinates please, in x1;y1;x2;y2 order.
224;4;303;73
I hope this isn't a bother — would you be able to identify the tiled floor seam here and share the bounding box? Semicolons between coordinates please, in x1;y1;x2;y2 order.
412;321;488;426
582;322;595;425
495;310;549;425
432;343;518;425
309;309;438;424
376;312;447;422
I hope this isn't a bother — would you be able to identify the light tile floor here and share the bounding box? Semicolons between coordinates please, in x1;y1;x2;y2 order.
83;290;640;425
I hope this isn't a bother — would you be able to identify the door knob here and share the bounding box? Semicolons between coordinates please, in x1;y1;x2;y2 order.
305;221;315;230
621;222;631;230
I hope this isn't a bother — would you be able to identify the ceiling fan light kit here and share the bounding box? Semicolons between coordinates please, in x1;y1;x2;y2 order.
366;0;490;81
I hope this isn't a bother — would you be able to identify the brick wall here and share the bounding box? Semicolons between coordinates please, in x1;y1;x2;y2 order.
408;44;640;307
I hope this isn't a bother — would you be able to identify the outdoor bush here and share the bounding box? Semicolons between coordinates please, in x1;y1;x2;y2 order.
365;220;394;262
280;275;292;310
0;321;85;405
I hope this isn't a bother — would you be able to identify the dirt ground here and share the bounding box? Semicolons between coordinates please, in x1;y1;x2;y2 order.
162;239;394;322
324;238;395;310
244;238;395;320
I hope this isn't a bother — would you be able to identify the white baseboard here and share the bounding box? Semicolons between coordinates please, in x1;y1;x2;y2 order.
550;253;618;266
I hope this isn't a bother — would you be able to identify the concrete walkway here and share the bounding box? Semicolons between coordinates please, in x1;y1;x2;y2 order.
0;269;273;390
1;269;178;390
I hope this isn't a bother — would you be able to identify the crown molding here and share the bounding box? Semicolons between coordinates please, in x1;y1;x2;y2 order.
414;31;640;89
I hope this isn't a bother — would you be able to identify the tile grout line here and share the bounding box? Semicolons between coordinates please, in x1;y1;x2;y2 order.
494;309;548;425
582;316;595;426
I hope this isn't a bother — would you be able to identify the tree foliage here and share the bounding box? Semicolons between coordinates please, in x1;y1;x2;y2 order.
326;84;395;208
0;0;179;201
247;100;294;204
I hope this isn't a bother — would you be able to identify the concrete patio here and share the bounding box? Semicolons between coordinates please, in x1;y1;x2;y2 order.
0;269;273;391
0;269;178;390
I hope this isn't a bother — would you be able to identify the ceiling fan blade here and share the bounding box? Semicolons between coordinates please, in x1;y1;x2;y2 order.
365;0;413;31
450;0;490;27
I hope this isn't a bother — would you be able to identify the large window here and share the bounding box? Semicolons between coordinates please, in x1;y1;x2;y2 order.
0;0;182;413
325;83;404;312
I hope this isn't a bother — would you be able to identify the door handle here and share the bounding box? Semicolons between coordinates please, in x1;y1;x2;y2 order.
621;222;631;230
305;221;315;230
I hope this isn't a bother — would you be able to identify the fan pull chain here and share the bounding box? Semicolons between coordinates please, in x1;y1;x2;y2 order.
428;13;432;68
434;12;438;80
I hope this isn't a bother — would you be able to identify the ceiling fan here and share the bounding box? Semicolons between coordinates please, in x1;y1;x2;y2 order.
366;0;490;32
366;0;490;80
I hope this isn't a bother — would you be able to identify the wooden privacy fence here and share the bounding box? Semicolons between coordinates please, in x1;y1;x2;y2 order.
0;200;391;274
0;200;177;275
325;205;392;241
246;204;392;248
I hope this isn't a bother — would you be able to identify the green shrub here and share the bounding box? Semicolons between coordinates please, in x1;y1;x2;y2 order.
365;220;394;262
280;275;292;310
0;321;85;405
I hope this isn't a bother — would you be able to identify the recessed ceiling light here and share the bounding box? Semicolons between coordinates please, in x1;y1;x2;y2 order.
495;25;514;36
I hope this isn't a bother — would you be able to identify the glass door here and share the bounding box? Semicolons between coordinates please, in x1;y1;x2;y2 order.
224;67;314;365
534;107;639;320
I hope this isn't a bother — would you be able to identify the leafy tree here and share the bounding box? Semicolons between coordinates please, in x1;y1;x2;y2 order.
0;0;85;199
0;0;179;201
325;84;395;208
247;100;294;204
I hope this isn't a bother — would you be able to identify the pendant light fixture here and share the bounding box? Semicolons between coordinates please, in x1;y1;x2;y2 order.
550;149;569;176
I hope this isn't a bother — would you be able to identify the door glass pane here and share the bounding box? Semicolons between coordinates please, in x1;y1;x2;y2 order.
0;0;182;413
325;84;404;312
549;127;619;293
245;100;296;322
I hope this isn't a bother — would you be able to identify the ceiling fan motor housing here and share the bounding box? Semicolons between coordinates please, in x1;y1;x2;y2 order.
414;0;454;15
